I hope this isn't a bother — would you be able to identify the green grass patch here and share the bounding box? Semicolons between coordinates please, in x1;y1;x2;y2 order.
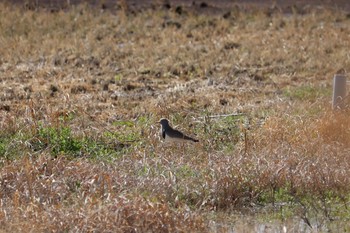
284;85;331;102
0;131;29;160
37;125;82;156
0;138;8;158
203;115;245;151
32;124;131;159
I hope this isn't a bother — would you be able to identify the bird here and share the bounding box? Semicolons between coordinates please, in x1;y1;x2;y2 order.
158;118;199;143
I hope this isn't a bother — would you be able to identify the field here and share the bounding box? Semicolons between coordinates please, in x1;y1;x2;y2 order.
1;1;350;232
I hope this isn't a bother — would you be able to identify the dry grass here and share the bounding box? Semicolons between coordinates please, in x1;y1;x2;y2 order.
1;2;350;232
0;155;206;232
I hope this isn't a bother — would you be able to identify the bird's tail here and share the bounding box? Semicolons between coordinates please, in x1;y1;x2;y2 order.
184;135;199;142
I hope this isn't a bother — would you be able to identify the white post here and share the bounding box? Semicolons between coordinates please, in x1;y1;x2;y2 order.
332;74;347;110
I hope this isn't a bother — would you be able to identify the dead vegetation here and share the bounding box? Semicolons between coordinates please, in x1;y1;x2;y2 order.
0;2;350;232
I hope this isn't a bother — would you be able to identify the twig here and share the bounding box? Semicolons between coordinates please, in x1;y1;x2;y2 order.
199;113;244;119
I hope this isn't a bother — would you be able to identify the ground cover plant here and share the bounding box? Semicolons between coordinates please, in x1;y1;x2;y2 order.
0;1;350;232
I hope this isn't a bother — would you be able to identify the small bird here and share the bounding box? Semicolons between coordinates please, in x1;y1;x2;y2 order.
158;118;199;143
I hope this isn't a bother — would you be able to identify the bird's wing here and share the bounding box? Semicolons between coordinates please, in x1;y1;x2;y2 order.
162;128;166;139
183;134;199;142
169;128;198;142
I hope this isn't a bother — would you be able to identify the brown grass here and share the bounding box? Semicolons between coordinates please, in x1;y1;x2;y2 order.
0;2;350;232
0;155;206;232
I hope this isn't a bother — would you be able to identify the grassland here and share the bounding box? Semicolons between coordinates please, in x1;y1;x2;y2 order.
0;2;350;232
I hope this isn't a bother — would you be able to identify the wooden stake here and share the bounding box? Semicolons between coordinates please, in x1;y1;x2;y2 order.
332;74;347;110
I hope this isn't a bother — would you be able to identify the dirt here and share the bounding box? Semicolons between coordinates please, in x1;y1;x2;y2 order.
7;0;350;13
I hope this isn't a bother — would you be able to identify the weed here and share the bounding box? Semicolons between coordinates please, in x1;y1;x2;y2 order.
37;125;82;156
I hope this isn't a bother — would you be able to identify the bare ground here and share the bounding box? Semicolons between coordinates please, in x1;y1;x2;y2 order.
7;0;350;13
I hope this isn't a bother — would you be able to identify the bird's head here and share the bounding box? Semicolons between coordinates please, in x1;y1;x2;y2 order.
158;118;170;127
